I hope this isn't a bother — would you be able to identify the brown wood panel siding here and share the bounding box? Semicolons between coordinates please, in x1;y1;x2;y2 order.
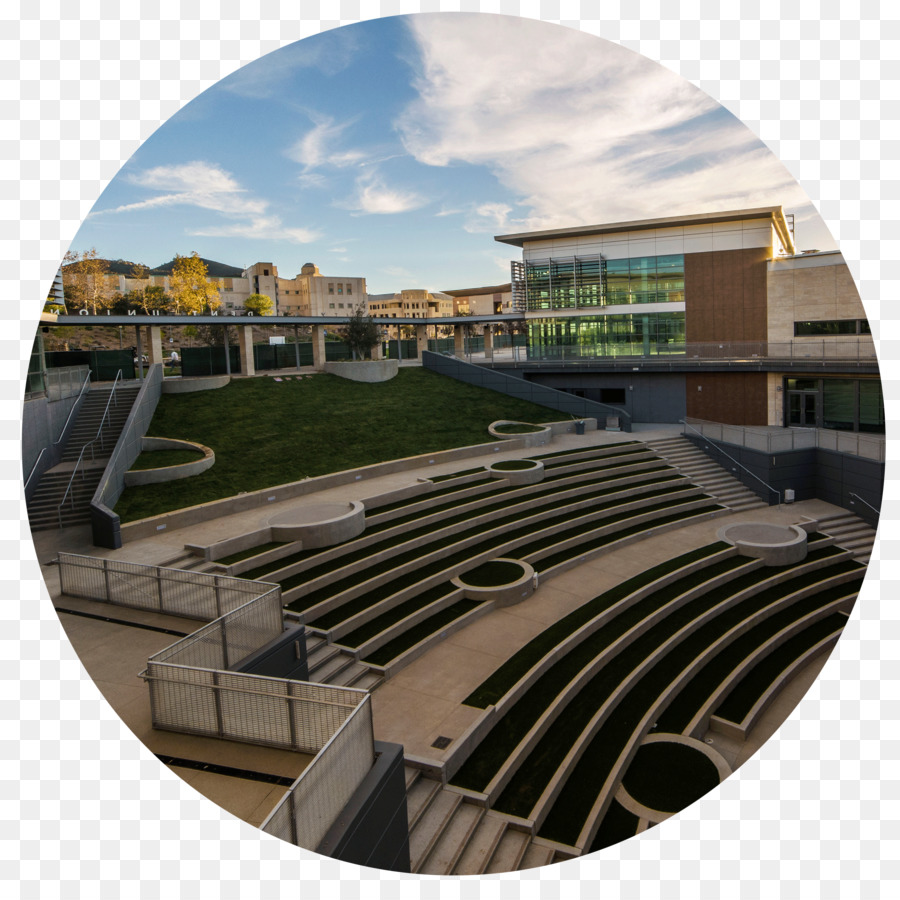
685;247;769;343
686;373;768;425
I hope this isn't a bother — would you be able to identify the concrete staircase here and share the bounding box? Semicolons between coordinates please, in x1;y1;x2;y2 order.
27;383;141;531
405;767;558;875
815;511;877;564
645;436;768;512
305;631;384;691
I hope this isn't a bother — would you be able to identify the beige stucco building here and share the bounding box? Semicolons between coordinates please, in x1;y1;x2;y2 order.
442;283;514;316
367;289;454;321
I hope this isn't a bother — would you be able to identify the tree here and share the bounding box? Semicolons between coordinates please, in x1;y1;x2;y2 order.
243;293;274;316
120;284;171;315
168;252;221;314
62;248;115;314
340;302;380;360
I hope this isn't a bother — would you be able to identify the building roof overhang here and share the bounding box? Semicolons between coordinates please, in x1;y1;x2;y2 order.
495;206;796;255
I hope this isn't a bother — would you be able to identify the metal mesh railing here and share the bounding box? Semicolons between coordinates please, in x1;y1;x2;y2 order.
145;661;366;753
684;418;886;462
57;552;275;621
148;589;284;670
261;696;375;851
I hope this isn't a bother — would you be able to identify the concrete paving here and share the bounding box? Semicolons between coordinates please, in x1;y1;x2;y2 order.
30;419;860;832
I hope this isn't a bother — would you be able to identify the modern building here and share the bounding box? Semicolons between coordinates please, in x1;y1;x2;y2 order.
496;207;881;432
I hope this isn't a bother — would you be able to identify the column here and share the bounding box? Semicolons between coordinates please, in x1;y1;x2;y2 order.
453;324;466;357
416;324;428;359
145;325;164;367
311;324;327;370
134;325;144;381
237;325;255;377
483;325;493;360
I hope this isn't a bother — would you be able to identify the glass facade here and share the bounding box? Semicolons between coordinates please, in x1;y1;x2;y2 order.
524;254;683;311
786;377;884;433
527;312;685;359
794;319;870;336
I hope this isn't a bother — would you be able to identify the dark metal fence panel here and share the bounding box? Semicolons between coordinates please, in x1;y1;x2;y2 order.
46;349;135;380
181;346;241;376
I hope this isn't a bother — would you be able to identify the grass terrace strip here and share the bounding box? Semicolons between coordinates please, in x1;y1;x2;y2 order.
652;580;861;734
526;557;863;844
215;541;289;566
522;504;722;572
362;597;479;666
712;609;852;725
486;547;852;820
450;555;754;793
464;542;732;709
587;800;641;852
428;467;491;483
530;442;640;461
295;487;699;622
366;474;496;515
240;461;673;582
337;583;459;649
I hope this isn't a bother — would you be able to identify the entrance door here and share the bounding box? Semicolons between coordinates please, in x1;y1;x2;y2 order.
787;391;818;426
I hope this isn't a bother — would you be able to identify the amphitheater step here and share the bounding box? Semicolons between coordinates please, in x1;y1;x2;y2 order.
414;799;483;874
484;827;530;874
817;512;877;560
645;436;767;511
406;775;441;831
409;788;462;872
452;813;508;875
519;840;557;870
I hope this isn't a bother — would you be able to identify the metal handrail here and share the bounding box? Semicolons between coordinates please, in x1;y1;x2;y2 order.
24;369;92;493
848;492;880;517
56;369;124;528
680;419;782;506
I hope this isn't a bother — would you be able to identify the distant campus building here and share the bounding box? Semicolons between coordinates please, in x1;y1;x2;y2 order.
64;258;368;317
497;207;881;432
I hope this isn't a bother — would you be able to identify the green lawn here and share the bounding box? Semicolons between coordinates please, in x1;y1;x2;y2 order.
114;368;559;522
129;448;204;471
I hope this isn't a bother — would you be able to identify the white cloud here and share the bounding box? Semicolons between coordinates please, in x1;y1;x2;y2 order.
347;170;426;215
190;217;320;244
398;15;811;230
92;161;321;245
92;162;267;218
287;115;366;170
223;30;361;98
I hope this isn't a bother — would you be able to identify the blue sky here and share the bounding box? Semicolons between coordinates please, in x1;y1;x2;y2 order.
74;13;832;295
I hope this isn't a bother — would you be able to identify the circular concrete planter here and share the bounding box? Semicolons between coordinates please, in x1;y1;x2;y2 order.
616;733;731;822
718;522;808;566
162;374;230;394
124;437;214;486
488;420;553;448
323;359;398;383
268;500;365;548
486;458;545;485
452;558;536;608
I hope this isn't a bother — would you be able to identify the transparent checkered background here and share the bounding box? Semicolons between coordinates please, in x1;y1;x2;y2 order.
3;1;897;897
